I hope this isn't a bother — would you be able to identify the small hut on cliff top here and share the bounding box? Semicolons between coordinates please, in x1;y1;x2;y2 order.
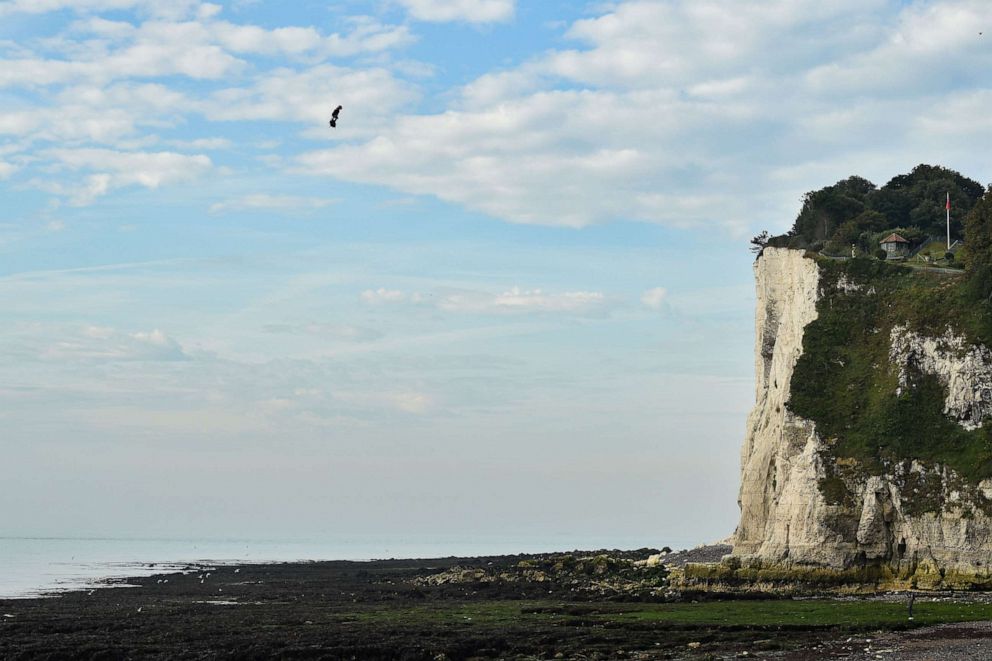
880;232;910;257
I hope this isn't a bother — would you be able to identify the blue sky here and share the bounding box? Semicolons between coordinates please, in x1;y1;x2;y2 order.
1;0;991;548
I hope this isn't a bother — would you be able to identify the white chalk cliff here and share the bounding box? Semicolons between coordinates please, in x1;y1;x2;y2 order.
732;248;992;582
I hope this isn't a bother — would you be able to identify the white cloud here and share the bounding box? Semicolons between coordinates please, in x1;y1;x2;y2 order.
5;0;992;229
262;322;383;342
333;389;436;415
0;24;244;88
299;0;992;232
0;0;201;19
0;83;188;146
0;13;413;90
640;287;668;310
397;0;515;24
392;392;434;414
805;1;992;95
209;194;337;214
43;326;189;362
205;64;418;132
47;148;212;204
171;137;232;150
298;89;751;228
438;287;608;315
211;16;413;57
359;285;609;315
361;288;410;305
0;4;420;208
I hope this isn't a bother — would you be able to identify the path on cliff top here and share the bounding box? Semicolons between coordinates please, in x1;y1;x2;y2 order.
818;252;964;276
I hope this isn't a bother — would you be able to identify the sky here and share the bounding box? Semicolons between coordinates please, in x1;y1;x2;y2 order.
1;0;991;550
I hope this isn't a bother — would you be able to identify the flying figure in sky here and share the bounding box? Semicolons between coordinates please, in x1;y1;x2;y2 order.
329;105;343;128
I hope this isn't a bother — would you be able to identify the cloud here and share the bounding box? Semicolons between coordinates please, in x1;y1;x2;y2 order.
0;28;244;88
640;287;668;310
360;285;610;316
0;13;413;89
171;137;232;150
209;194;338;214
297;90;751;228
0;83;188;146
5;0;992;230
392;391;434;414
0;0;201;19
210;16;414;58
397;0;515;24
205;64;418;131
0;5;418;209
805;1;992;96
42;326;189;362
298;0;992;233
333;389;436;415
361;288;410;305
46;148;212;205
438;287;607;314
262;322;383;342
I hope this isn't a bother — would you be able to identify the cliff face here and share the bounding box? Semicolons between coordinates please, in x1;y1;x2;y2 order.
732;248;992;585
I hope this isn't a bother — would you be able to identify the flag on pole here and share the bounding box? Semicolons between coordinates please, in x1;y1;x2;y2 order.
946;192;952;251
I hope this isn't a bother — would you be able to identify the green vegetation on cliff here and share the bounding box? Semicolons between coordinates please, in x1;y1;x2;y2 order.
789;257;992;485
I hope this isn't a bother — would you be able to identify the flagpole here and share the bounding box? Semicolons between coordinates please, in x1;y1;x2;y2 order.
946;192;951;251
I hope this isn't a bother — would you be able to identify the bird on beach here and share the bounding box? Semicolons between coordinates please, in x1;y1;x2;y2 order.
329;105;343;128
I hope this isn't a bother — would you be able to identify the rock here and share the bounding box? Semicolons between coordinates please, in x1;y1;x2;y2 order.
643;554;665;567
889;325;992;430
733;248;835;565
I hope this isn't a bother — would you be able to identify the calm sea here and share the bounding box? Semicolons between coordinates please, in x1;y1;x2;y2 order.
0;535;698;599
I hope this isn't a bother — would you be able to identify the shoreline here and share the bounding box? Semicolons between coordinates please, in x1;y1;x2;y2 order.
0;535;697;600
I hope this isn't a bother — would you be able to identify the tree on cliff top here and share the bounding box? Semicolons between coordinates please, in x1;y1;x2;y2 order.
770;165;984;252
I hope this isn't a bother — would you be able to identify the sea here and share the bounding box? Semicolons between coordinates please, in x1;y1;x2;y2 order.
0;534;700;599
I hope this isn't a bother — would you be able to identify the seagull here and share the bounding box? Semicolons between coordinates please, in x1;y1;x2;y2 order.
329;105;343;128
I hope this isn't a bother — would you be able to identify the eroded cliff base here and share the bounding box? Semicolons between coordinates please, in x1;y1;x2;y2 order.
678;557;992;596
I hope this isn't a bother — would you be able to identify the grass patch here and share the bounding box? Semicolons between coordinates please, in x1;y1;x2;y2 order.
614;599;992;628
911;240;950;265
351;601;551;626
349;599;992;631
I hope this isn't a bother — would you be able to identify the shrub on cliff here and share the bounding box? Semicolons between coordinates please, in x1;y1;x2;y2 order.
964;186;992;301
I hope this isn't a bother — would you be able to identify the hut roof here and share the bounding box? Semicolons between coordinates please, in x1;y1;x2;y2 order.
880;233;909;244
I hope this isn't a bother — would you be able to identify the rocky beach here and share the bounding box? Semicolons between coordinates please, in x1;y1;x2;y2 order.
7;545;992;659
